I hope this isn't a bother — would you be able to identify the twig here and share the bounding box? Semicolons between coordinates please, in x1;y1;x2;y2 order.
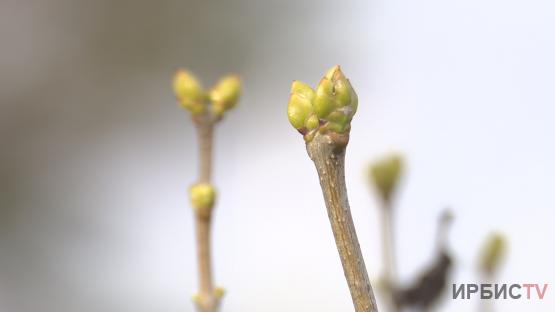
197;121;213;183
192;119;218;312
308;132;379;312
288;66;379;312
369;154;403;312
380;200;400;312
478;233;507;312
173;70;240;312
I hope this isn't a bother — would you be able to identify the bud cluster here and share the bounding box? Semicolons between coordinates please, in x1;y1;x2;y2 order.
287;66;358;141
173;70;241;119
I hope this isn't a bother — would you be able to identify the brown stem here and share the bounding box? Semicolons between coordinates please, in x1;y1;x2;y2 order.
307;132;379;312
195;213;216;312
197;122;213;183
380;200;400;312
193;118;219;312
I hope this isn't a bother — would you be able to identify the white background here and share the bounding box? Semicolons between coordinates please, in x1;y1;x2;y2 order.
0;0;554;311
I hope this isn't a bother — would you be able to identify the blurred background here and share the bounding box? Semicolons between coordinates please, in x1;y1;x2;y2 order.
1;0;554;311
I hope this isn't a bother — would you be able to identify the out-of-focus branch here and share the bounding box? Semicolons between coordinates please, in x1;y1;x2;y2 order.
173;70;240;312
369;154;403;312
477;232;507;312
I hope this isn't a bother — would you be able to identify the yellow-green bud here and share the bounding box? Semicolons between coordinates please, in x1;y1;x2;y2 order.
369;154;404;203
173;69;206;115
209;75;241;117
479;232;507;274
287;83;314;130
192;288;225;308
316;66;358;132
306;115;320;130
191;293;201;304
189;183;216;216
214;287;225;298
291;80;315;100
314;79;334;118
287;66;358;141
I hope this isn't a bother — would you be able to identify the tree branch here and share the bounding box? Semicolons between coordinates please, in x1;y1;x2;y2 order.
192;120;220;312
307;132;379;312
197;121;213;183
380;199;400;312
174;70;240;312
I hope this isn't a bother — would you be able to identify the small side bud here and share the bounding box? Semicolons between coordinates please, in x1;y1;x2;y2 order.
189;183;216;217
291;80;315;100
479;232;507;275
369;154;404;204
191;293;202;304
210;75;241;117
306;115;320;130
214;287;225;299
173;69;206;115
287;81;315;130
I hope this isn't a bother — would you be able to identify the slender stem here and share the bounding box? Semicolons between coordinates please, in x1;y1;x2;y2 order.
307;133;379;312
193;119;218;312
381;202;396;281
197;122;213;183
195;213;215;310
380;200;400;312
478;273;495;312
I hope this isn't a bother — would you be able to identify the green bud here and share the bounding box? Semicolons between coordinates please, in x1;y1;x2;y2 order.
214;287;225;299
209;75;241;117
287;66;358;141
369;154;404;203
324;65;340;80
324;111;349;132
192;288;225;308
291;81;315;100
320;66;358;131
314;79;334;118
188;101;206;115
287;82;315;130
316;77;334;97
212;101;226;117
334;78;351;106
191;293;202;304
189;183;216;216
479;232;507;274
173;70;205;115
306;115;320;130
